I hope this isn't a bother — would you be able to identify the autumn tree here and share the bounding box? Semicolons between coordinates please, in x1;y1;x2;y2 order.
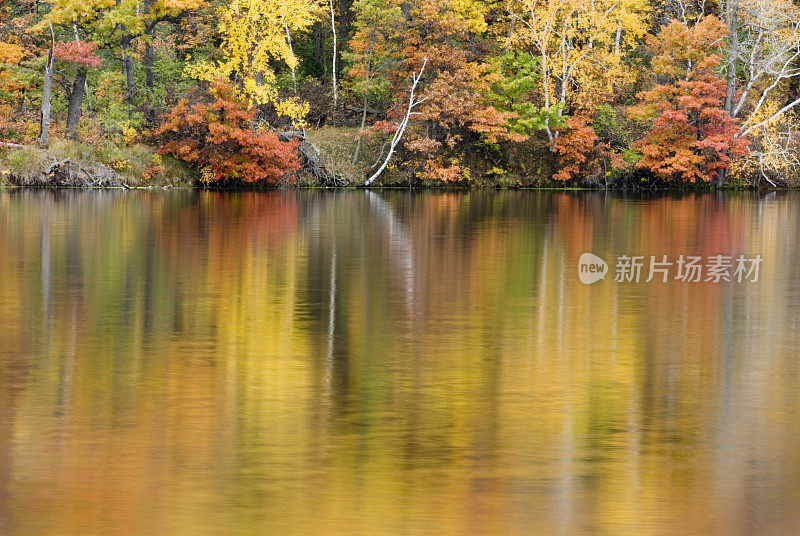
373;0;523;182
720;0;800;181
29;0;114;141
91;0;203;107
0;38;28;140
345;0;404;163
630;16;749;184
54;40;103;139
187;0;322;126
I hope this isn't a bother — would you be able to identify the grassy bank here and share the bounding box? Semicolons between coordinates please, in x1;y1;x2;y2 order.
0;140;194;188
304;126;560;188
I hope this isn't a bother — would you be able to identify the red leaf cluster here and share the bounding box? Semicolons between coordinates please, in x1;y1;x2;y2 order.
630;17;750;183
371;120;398;133
54;41;102;68
155;81;300;183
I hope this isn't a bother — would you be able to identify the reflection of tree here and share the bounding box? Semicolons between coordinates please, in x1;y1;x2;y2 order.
0;346;27;534
365;191;416;319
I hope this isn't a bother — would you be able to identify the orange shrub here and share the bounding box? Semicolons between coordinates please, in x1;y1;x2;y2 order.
156;81;300;183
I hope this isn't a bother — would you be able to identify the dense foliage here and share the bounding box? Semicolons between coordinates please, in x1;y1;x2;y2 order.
155;81;300;183
2;0;800;186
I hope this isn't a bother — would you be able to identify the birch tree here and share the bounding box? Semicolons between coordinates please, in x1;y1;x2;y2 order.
363;58;427;186
506;0;649;146
721;0;800;177
38;23;55;148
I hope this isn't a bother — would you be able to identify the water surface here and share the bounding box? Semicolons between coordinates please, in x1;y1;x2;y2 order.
1;189;800;535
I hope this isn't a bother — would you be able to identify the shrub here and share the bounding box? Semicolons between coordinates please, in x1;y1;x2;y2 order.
552;114;625;183
155;81;300;183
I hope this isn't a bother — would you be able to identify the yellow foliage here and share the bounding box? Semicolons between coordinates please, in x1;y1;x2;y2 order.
187;0;322;126
200;166;215;183
736;99;800;179
447;0;491;33
152;0;206;18
274;97;310;125
30;0;116;31
507;0;650;112
0;42;26;113
0;41;24;65
122;126;139;144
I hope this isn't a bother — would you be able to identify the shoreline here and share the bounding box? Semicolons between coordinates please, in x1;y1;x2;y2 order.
1;183;792;192
1;135;790;192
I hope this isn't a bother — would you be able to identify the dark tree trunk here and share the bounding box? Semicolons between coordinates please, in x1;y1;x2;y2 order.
66;68;88;140
145;41;154;89
143;39;156;124
121;37;136;107
125;54;135;104
314;22;322;65
716;163;727;187
337;0;354;75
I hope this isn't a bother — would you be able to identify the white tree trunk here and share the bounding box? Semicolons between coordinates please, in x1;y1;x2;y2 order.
363;58;428;186
38;23;55;148
284;23;298;95
329;0;338;105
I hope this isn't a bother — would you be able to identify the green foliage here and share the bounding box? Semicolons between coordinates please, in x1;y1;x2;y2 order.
593;105;625;144
488;51;566;137
622;147;642;166
88;70;143;138
345;0;403;102
146;55;194;109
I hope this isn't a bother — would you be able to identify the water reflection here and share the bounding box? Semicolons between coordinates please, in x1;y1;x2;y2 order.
1;189;800;535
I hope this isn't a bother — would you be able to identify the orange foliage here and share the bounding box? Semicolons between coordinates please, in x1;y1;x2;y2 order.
630;16;749;183
156;81;300;183
552;114;625;182
415;62;523;147
0;40;32;141
422;158;462;182
366;0;522;181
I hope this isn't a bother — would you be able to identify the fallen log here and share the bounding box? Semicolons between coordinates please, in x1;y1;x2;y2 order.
0;141;26;149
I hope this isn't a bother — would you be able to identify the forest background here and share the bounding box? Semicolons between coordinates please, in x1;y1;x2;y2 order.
1;0;800;188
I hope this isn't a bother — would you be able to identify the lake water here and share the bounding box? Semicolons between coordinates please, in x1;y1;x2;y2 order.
1;189;800;535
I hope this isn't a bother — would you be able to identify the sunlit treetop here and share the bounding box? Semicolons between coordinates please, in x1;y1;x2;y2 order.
186;0;321;125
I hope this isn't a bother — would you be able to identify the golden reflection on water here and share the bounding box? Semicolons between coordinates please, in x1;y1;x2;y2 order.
2;190;800;535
